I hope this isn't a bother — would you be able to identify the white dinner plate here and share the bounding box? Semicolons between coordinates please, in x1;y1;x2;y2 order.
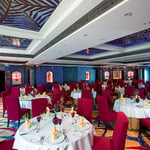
45;133;64;144
73;131;82;137
19;124;35;134
73;123;90;132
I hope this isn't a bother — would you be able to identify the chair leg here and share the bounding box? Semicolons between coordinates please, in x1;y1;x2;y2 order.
98;120;101;127
102;125;108;137
18;120;20;128
28;112;30;119
7;120;10;128
3;110;5;117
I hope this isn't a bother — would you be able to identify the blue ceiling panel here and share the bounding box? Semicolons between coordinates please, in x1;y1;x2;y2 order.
0;0;62;31
73;48;110;56
106;28;150;48
0;35;32;50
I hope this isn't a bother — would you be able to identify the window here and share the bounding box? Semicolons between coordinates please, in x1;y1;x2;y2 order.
46;71;53;83
12;71;22;85
104;71;109;79
128;71;134;78
85;71;90;81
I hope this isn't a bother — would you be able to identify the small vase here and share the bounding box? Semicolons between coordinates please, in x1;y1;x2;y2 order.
53;113;58;125
136;97;140;103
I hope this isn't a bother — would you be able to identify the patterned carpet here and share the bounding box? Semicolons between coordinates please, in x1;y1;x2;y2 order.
0;99;150;149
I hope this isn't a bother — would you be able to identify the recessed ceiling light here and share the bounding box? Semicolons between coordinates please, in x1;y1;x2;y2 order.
143;22;150;25
124;12;133;17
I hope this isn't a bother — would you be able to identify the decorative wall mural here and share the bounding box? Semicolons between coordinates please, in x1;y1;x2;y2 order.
0;0;62;31
12;71;22;85
113;70;122;80
85;71;90;81
46;71;53;83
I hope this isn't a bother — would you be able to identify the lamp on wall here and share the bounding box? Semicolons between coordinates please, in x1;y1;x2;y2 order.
12;38;20;46
86;48;89;54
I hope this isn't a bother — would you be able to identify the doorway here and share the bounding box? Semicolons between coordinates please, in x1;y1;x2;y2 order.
0;71;5;93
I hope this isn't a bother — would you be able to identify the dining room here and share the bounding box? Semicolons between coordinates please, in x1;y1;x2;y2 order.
0;0;150;149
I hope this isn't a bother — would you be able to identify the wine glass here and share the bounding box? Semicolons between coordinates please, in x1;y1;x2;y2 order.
36;116;41;132
58;119;62;130
71;111;75;124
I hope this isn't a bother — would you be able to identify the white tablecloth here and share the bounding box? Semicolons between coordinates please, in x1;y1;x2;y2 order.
113;98;150;118
13;112;95;150
71;90;97;99
19;95;51;109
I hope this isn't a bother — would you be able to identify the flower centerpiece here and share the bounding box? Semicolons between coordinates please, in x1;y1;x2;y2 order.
51;100;63;125
134;90;140;103
31;88;36;97
52;101;62;113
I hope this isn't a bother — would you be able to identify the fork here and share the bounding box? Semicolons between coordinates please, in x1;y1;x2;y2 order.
40;136;44;145
62;130;69;142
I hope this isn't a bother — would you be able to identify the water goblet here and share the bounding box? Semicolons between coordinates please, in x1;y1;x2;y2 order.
36;116;41;132
71;111;75;124
58;119;62;130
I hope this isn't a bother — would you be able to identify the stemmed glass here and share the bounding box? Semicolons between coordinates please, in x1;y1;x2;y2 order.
58;119;62;130
36;116;41;132
71;111;75;124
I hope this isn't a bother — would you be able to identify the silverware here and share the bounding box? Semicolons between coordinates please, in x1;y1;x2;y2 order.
40;136;44;145
62;131;69;142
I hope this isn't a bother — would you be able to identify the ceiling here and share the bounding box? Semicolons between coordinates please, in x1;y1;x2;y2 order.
0;0;150;67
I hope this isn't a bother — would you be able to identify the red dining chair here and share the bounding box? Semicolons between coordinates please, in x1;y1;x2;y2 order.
1;91;8;117
96;96;117;134
78;81;84;90
31;98;48;118
23;83;29;88
5;85;11;95
62;87;74;106
36;84;44;94
51;91;61;105
5;96;30;127
77;98;93;123
0;139;16;150
140;118;150;132
137;88;145;99
102;89;114;109
25;87;34;95
81;89;92;99
93;112;129;150
125;86;134;98
45;83;53;93
11;87;20;97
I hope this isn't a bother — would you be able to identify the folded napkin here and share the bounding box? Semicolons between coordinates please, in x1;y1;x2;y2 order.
46;106;50;116
48;126;59;140
142;100;148;107
25;118;30;129
120;94;125;104
24;96;28;101
42;92;46;97
80;117;84;128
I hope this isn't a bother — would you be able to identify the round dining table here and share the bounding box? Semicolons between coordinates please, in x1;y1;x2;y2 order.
70;90;97;99
13;112;95;150
19;94;51;109
113;97;150;129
